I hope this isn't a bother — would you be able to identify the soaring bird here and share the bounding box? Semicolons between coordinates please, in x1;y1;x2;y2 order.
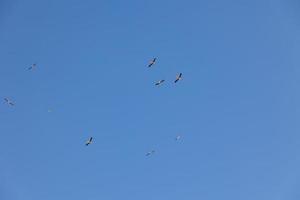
155;79;165;86
174;73;182;83
148;58;157;68
85;137;93;146
4;98;14;106
146;150;155;156
175;135;181;141
28;63;37;70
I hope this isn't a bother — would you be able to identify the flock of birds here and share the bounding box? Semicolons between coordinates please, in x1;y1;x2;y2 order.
149;58;183;86
4;58;183;157
148;58;183;156
146;57;183;156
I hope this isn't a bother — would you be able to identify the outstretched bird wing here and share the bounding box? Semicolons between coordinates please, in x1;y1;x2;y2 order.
28;63;36;70
155;80;165;85
85;137;93;145
148;58;156;67
174;73;182;83
4;98;14;105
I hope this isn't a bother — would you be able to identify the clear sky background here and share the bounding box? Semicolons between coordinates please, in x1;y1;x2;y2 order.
0;0;299;199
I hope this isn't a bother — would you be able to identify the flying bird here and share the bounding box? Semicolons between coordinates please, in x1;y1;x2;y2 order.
28;63;37;70
85;137;93;146
174;73;182;83
146;150;155;156
175;135;181;141
148;58;157;68
155;79;165;86
4;98;14;106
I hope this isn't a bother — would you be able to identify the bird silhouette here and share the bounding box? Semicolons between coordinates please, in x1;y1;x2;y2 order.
155;79;165;86
146;150;155;156
174;73;182;83
4;98;14;106
148;58;157;68
28;63;37;70
85;137;93;146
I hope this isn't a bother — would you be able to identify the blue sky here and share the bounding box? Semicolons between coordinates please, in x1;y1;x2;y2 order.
0;0;299;199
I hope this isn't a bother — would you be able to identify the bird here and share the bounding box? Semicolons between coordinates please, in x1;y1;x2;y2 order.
175;135;181;141
146;150;155;156
28;63;37;70
148;58;157;68
4;98;14;106
174;73;182;83
155;79;165;86
85;137;93;146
